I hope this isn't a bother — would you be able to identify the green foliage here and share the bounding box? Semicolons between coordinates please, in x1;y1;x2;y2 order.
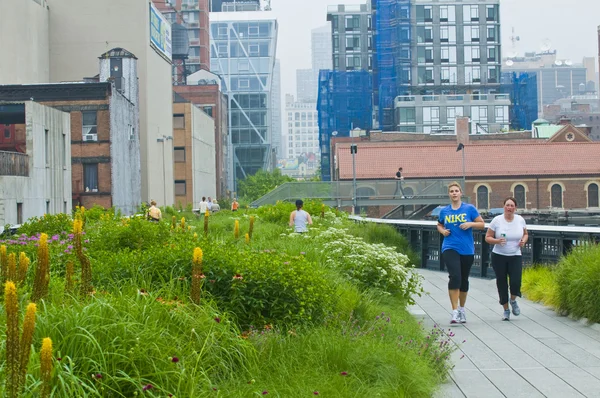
521;266;559;307
17;213;73;236
347;221;420;266
202;245;336;328
555;243;600;322
237;169;294;202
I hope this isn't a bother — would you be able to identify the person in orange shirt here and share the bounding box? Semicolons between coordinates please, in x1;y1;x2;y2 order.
231;198;239;212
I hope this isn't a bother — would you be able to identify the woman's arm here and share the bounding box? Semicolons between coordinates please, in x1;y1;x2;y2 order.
485;227;503;245
289;211;295;227
520;228;529;247
437;222;450;237
459;216;485;230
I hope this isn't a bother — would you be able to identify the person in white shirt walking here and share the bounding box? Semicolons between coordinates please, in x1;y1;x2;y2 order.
289;199;312;233
199;197;208;214
485;197;529;321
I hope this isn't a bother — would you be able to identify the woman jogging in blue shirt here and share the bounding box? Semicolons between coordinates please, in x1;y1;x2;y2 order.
437;182;485;324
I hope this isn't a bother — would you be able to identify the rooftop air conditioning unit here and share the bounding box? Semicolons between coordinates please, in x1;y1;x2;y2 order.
83;134;98;142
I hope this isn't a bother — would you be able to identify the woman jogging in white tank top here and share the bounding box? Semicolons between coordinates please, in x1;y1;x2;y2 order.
289;199;313;233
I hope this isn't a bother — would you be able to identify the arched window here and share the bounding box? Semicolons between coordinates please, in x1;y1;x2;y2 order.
551;184;563;208
476;185;489;210
588;183;599;208
514;184;526;209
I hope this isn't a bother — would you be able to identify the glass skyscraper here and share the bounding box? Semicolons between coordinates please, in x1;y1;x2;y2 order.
210;10;278;191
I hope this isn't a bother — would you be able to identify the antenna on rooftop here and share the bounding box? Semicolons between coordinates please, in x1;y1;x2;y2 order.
508;27;520;58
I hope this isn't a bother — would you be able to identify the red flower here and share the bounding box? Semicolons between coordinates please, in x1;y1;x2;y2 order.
214;317;221;323
314;392;320;395
340;371;348;376
262;391;269;395
171;356;179;363
142;384;153;391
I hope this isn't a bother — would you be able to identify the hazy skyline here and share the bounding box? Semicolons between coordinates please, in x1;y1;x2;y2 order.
269;0;600;99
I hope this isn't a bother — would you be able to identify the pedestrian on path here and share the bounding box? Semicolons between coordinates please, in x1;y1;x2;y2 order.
485;197;528;321
289;199;312;233
437;182;485;324
394;167;405;198
147;200;162;222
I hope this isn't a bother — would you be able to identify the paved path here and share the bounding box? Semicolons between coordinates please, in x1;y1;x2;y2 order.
411;269;600;398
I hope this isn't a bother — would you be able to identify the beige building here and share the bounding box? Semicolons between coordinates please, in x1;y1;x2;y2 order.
0;102;72;225
173;95;217;207
0;0;50;84
48;0;174;205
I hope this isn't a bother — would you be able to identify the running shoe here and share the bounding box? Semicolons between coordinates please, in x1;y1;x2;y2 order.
502;309;511;321
459;309;467;324
510;300;521;316
451;309;460;324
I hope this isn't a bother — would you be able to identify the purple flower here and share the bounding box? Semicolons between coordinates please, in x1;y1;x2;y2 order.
68;234;74;239
314;392;320;396
142;384;153;391
214;317;221;323
262;391;268;395
64;250;70;254
52;234;60;241
93;373;102;379
85;239;90;243
67;245;73;250
340;371;348;376
171;356;179;363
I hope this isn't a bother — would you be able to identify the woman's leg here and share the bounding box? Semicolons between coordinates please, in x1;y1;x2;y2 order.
443;250;461;310
491;253;510;309
458;255;474;307
508;256;523;301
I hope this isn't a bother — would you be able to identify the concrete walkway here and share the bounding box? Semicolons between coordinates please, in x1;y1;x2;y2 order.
411;269;600;398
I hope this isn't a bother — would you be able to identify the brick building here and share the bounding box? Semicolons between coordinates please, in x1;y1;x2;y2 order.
333;121;600;211
172;93;217;207
174;70;228;198
0;49;142;215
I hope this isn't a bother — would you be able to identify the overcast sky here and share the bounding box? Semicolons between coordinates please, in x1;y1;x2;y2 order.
270;0;599;99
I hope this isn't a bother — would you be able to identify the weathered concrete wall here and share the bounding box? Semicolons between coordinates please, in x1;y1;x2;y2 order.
49;0;173;204
191;106;217;204
110;88;141;216
0;0;50;84
0;102;71;225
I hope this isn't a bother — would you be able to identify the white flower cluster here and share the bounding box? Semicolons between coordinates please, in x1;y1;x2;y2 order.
315;227;423;298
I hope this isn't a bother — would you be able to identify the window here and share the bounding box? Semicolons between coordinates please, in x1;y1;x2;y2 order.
203;106;213;117
488;66;498;83
44;129;49;165
464;46;480;63
487;46;497;62
440;26;449;43
465;26;480;42
345;55;361;70
471;106;487;122
83;163;99;192
416;26;433;43
238;59;249;71
465;66;481;83
440;6;449;22
217;26;227;37
486;5;497;21
345;15;360;31
487;26;496;42
477;186;489;210
173;114;185;129
514;185;526;209
238;79;250;89
416;5;432;22
175;180;186;196
248;24;259;36
447;106;463;119
331;16;339;33
464;5;479;22
17;203;23;225
423;107;440;124
417;47;433;63
495;106;508;123
551;184;563;208
345;36;360;51
588;183;599;207
248;44;259;56
398;108;416;124
174;147;186;162
217;44;227;56
82;111;97;135
441;47;457;63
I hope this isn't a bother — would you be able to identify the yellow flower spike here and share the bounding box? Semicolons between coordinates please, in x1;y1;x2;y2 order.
205;209;210;217
188;226;191;231
248;216;255;239
193;232;198;239
19;303;37;390
40;338;53;398
180;217;186;230
1;245;7;284
18;252;30;284
234;220;240;239
32;233;50;302
7;252;16;282
245;233;250;244
5;281;20;396
193;247;203;265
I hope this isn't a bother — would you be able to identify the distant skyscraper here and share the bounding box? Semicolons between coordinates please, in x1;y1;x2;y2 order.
312;25;333;73
284;95;320;172
210;9;278;190
296;68;317;103
271;60;283;160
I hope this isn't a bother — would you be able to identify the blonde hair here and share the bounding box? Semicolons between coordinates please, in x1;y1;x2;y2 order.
150;200;157;206
447;182;462;192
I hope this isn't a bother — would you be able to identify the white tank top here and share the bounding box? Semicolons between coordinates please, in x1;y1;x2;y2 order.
294;210;309;232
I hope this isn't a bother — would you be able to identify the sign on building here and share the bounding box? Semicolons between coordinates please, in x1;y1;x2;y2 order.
149;3;172;61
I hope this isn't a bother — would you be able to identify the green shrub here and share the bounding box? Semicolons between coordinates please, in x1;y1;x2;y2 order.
202;245;336;328
521;266;559;307
555;243;600;322
17;213;73;236
347;221;420;265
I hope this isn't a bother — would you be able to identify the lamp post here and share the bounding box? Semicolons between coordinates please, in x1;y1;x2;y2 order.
331;131;341;208
456;143;466;191
351;127;360;215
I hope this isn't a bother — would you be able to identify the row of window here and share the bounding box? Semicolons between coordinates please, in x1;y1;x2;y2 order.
287;112;318;121
417;65;498;85
475;183;600;210
418;25;498;45
398;105;509;126
416;5;498;24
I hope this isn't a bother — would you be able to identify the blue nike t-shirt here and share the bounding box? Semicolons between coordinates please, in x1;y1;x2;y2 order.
438;203;480;255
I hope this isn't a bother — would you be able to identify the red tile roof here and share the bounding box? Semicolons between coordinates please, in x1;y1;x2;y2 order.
335;141;600;179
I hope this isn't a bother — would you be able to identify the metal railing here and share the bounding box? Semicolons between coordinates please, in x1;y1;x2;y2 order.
250;179;459;208
351;217;600;279
0;151;29;177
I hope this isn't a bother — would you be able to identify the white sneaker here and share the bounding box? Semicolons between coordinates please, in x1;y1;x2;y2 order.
451;309;460;324
459;309;467;323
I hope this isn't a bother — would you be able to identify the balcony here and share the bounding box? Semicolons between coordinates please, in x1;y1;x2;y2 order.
0;151;29;177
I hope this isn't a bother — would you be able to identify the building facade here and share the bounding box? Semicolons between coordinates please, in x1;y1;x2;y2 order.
271;60;283;161
327;4;374;73
175;70;229;198
172;96;217;207
48;0;174;205
312;25;334;74
0;0;50;85
296;69;317;103
0;102;72;225
154;0;211;74
0;49;143;215
209;10;278;190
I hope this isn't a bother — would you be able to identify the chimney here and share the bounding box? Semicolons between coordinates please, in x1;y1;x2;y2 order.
456;117;470;145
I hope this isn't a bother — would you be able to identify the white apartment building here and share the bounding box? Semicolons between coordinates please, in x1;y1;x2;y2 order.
284;96;320;173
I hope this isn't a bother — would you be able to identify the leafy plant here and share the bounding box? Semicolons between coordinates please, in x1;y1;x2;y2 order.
237;169;294;201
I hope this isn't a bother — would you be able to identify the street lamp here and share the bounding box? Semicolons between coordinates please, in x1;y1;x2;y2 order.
456;143;466;191
351;127;360;215
331;131;341;208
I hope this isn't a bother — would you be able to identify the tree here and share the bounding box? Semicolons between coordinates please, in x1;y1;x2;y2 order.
237;169;294;202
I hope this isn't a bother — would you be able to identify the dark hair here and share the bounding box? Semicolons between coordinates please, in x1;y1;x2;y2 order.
295;199;304;209
398;167;403;171
504;197;518;207
202;197;206;201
